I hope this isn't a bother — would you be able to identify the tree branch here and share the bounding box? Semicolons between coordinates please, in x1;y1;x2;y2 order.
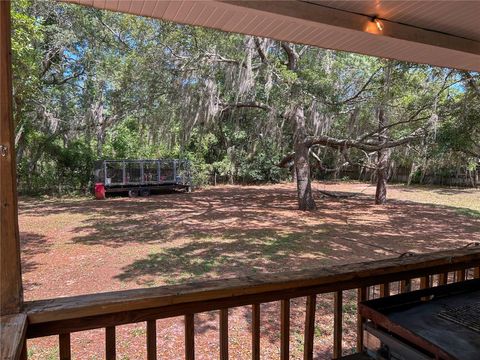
462;71;480;96
253;37;268;64
281;42;298;71
44;69;85;86
305;128;424;152
96;16;131;49
339;67;381;104
218;101;273;113
277;152;295;168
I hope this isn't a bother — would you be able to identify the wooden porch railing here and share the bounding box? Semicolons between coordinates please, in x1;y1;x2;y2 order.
3;247;480;360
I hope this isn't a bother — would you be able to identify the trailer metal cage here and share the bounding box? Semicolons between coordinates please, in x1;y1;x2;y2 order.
93;159;192;196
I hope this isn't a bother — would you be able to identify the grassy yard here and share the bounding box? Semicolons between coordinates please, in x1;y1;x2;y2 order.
318;182;480;216
378;184;479;215
20;182;479;359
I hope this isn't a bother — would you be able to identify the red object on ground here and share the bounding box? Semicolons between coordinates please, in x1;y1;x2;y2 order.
94;183;106;200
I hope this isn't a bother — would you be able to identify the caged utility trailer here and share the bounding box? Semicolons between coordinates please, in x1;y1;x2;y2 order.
93;159;193;199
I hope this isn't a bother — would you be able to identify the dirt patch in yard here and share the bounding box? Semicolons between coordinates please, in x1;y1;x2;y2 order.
20;182;479;359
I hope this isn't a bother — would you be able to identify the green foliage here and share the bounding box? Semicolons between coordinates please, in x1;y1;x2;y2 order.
11;0;479;195
17;134;95;194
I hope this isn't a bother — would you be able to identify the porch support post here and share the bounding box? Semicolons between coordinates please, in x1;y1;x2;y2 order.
0;0;24;315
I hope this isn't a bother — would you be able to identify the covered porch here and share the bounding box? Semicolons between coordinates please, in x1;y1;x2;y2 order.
1;1;480;359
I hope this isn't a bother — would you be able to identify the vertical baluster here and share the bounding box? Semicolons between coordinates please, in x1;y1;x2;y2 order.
147;320;157;360
280;299;290;360
420;275;429;290
356;287;367;352
303;295;316;360
368;286;375;300
456;269;466;282
185;314;195;360
105;326;116;360
252;303;260;360
419;275;430;302
438;272;448;286
59;333;71;360
220;309;229;360
400;279;411;293
333;291;343;359
406;279;412;292
380;283;390;297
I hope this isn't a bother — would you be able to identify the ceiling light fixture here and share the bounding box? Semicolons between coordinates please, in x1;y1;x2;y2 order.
373;17;384;31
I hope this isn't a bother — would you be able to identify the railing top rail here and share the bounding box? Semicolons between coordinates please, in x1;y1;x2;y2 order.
24;247;480;329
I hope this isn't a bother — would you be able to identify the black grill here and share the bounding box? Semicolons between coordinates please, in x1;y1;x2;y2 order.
438;302;480;333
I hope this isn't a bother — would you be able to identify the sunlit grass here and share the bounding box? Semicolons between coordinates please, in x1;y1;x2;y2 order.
387;184;480;217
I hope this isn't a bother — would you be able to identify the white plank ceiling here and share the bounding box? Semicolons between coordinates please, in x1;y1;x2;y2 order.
62;0;480;71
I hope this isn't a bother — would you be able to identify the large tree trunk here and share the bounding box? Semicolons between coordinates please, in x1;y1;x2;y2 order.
333;149;341;180
375;150;389;204
375;62;392;205
375;165;388;204
407;162;417;186
282;42;315;210
375;108;390;205
292;106;316;211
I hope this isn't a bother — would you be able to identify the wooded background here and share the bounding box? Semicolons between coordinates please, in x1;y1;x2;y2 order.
11;0;480;198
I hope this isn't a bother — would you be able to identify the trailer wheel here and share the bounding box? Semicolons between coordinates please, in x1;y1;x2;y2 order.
140;189;150;197
128;189;139;197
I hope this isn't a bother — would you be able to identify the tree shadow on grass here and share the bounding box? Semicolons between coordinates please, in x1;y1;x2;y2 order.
19;232;52;291
67;187;304;248
20;232;51;274
67;185;479;250
18;184;480;354
19;184;480;289
112;193;479;287
114;228;332;285
108;188;479;349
